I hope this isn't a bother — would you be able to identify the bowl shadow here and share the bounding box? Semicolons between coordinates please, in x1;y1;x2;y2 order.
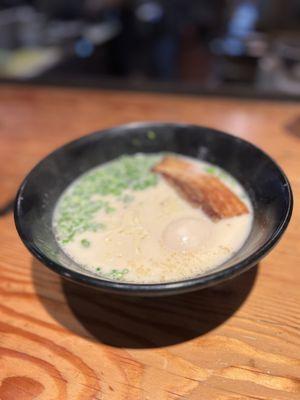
32;258;258;349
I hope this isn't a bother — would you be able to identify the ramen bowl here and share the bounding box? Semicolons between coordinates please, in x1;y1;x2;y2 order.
14;123;293;296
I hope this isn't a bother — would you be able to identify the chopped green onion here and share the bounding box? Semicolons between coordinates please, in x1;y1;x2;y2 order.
54;154;162;244
205;166;217;174
81;239;90;248
95;267;129;281
132;138;141;146
147;130;156;140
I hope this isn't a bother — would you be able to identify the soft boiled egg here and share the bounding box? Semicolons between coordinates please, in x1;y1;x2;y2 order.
162;216;213;252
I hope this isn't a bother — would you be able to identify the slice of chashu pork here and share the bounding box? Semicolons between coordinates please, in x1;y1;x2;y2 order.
152;156;248;221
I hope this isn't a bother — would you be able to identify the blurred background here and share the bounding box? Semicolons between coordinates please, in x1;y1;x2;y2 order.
0;0;300;98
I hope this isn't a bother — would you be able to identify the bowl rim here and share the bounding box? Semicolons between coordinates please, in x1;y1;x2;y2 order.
14;122;293;296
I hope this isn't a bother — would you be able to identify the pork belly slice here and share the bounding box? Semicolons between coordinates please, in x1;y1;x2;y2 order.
152;156;249;220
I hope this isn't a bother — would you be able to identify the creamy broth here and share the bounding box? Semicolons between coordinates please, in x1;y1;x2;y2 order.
53;153;253;283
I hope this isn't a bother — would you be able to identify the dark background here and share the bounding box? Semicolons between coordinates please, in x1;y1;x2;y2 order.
0;0;300;98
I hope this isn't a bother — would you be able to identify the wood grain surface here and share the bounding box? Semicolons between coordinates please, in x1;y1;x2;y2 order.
0;84;299;400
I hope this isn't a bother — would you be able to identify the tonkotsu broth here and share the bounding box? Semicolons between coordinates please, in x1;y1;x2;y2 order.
53;153;253;283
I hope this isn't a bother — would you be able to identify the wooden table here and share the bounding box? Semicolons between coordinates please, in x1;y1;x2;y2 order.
0;85;299;400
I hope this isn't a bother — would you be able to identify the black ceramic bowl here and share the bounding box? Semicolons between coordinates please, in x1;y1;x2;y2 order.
15;123;293;296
